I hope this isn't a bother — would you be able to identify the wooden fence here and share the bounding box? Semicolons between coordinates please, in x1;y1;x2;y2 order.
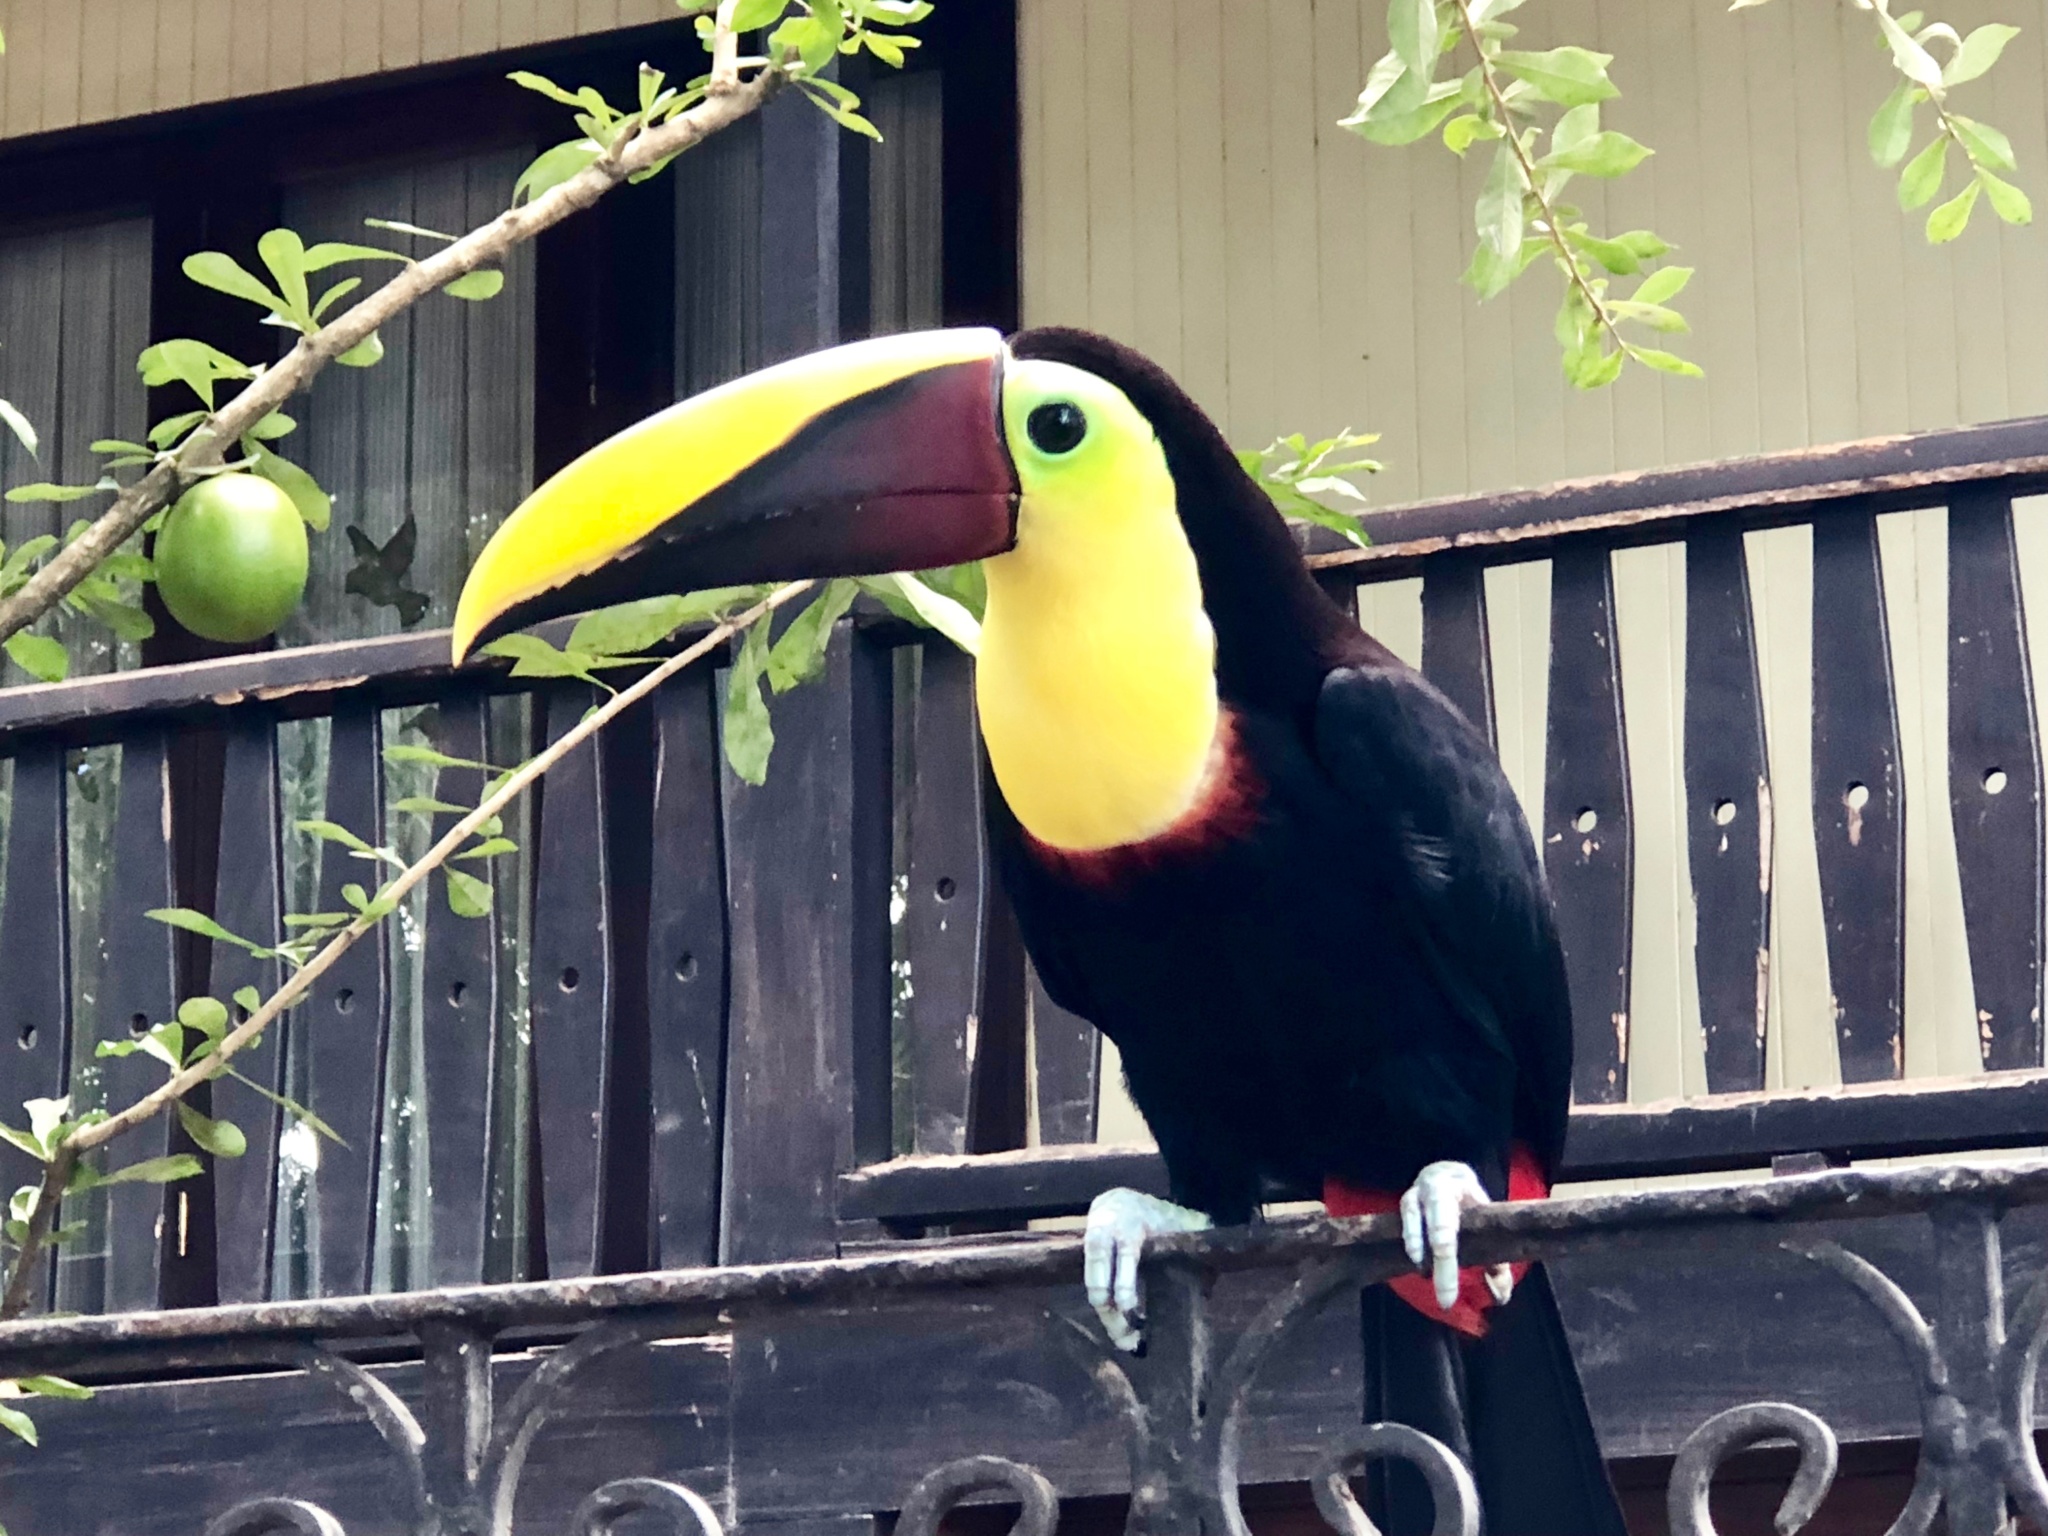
1;412;2047;1321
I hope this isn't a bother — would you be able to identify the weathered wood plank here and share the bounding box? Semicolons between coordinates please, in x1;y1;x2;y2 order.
1683;525;1772;1092
903;645;985;1157
416;693;498;1288
1419;551;1495;744
1810;511;1906;1082
758;86;839;366
1029;958;1099;1146
92;732;182;1313
529;684;614;1280
305;708;388;1297
206;717;286;1307
0;748;69;1312
1945;491;2043;1070
722;626;891;1263
1543;547;1634;1105
646;668;729;1270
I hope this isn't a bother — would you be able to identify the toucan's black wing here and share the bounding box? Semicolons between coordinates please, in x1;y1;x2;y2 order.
1312;660;1573;1178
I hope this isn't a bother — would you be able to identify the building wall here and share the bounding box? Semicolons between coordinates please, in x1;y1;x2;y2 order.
0;0;681;141
1020;0;2048;1130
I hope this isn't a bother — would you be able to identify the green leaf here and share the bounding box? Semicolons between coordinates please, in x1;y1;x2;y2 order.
1539;129;1652;178
766;579;858;693
282;914;349;929
477;633;602;681
1341;50;1413;128
0;401;37;458
312;278;363;323
1476;141;1527;257
507;68;587;107
145;907;265;955
1462;235;1549;299
256;229;313;324
1348;83;1463;146
567;595;698;657
4;480;109;505
1950;115;2017;173
336;332;384;369
247;412;297;441
454;837;519;861
446;269;506;302
3;632;67;683
1389;0;1440;80
1876;7;1944;88
1608;299;1691;332
1441;113;1503;155
867;573;982;655
1565;344;1627;389
733;0;791;27
177;1102;247;1159
182;252;290;318
138;339;256;409
390;796;466;817
1565;229;1645;275
25;1099;70;1155
299;241;408;273
178;996;230;1040
15;1376;89;1402
723;620;775;786
795;78;880;139
1945;22;2020;85
148;410;210;450
444;867;493;919
1927;176;1981;240
240;443;329;532
1550;102;1601;158
233;986;263;1016
1631;265;1694;305
1868;81;1919;167
1976;166;2033;224
0;534;53;587
297;819;377;855
1898;133;1949;209
382;742;495;772
1493;47;1618;107
223;1069;347;1147
95;1154;205;1188
0;1404;37;1447
515;139;604;205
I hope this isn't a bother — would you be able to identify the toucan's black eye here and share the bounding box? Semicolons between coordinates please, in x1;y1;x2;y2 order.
1026;401;1088;455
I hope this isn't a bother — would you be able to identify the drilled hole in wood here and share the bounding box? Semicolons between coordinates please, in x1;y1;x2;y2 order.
233;1003;250;1024
560;967;581;993
448;981;467;1008
1845;782;1871;810
1573;808;1598;834
335;989;355;1015
1985;768;2009;795
16;1025;33;1051
129;1013;148;1037
1713;800;1738;826
675;953;697;982
936;877;957;901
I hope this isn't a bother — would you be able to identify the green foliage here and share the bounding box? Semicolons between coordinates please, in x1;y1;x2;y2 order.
1236;432;1383;546
1343;0;1696;387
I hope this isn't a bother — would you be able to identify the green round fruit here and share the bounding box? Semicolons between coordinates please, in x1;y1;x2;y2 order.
154;473;310;643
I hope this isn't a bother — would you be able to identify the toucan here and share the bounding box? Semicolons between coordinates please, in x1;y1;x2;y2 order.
451;326;1626;1535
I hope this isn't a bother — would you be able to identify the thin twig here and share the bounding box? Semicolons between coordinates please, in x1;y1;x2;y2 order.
0;580;815;1320
1452;0;1633;363
0;10;782;649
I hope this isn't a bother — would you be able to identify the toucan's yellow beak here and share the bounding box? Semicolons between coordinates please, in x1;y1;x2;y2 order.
451;328;1018;664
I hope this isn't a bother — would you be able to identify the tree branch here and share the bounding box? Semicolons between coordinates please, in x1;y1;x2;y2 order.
0;32;784;649
0;579;815;1320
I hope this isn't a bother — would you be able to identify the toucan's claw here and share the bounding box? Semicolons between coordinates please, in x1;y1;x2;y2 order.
1082;1188;1213;1352
1399;1160;1494;1312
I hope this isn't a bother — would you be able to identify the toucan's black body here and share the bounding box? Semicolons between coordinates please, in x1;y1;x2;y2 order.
991;331;1624;1536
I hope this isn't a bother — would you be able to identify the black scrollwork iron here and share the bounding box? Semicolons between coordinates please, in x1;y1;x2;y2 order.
1665;1402;1837;1536
1310;1425;1480;1536
896;1455;1059;1536
569;1478;726;1536
201;1498;350;1536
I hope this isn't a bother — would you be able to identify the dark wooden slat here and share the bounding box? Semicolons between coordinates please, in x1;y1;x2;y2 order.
1683;526;1773;1093
758;86;839;366
94;732;181;1313
1314;413;2048;577
903;645;985;1156
1418;552;1495;745
1543;548;1634;1105
206;718;286;1306
305;708;388;1297
839;1066;2048;1222
1946;491;2044;1070
1810;512;1906;1082
416;695;498;1288
0;748;69;1311
722;626;891;1263
529;684;614;1280
1028;962;1099;1146
646;669;730;1271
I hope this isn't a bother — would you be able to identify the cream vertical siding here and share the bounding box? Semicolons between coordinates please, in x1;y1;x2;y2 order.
1021;0;2048;1124
0;0;680;140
